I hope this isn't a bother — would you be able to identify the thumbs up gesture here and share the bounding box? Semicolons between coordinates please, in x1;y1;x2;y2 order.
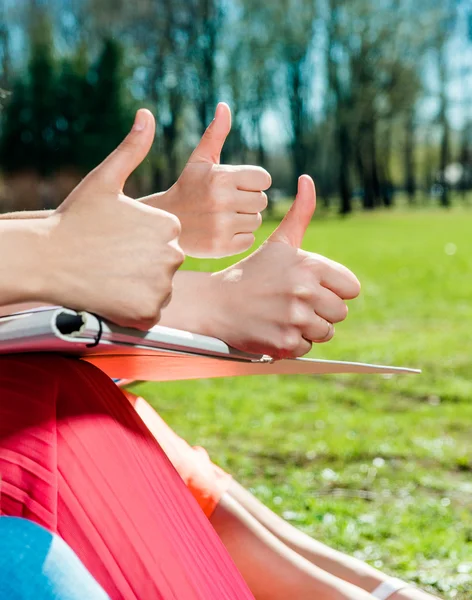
142;103;272;258
206;176;360;359
41;109;184;329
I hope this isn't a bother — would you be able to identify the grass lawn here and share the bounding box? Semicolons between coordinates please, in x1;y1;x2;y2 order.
132;207;472;598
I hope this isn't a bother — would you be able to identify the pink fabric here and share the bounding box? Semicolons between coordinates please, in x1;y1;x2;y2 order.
125;391;232;518
0;354;254;600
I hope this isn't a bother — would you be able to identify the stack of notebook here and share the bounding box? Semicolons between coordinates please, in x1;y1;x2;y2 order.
0;306;420;382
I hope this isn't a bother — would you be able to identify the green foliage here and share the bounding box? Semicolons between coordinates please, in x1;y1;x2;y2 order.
0;28;59;175
54;44;92;169
0;32;133;176
134;208;472;599
0;0;470;208
80;38;131;170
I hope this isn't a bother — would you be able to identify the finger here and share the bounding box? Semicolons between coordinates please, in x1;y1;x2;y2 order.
287;337;313;359
270;325;313;360
302;316;335;344
96;109;155;191
233;166;272;191
269;175;315;248
306;286;349;324
232;190;268;214
292;337;313;358
189;102;231;164
230;233;256;255
290;301;335;344
309;257;361;300
234;212;263;233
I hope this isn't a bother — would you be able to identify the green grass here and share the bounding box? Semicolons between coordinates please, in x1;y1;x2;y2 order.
132;208;472;598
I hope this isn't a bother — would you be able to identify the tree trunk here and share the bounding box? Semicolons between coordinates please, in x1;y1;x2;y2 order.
338;121;352;214
378;125;394;207
197;0;218;134
289;65;306;195
438;46;450;207
357;124;376;210
371;124;381;204
0;21;11;90
404;109;416;203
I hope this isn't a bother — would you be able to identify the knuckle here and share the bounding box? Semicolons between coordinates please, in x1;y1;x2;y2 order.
136;299;160;326
288;300;308;327
166;213;182;238
304;254;324;277
293;283;315;302
281;330;300;354
260;192;269;210
214;166;232;184
174;246;185;266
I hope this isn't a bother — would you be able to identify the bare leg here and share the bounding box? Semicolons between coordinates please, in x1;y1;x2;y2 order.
228;480;440;600
211;493;375;600
125;392;440;600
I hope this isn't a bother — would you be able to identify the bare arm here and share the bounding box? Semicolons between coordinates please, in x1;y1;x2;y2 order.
160;177;359;359
0;210;53;220
0;218;50;306
0;109;184;329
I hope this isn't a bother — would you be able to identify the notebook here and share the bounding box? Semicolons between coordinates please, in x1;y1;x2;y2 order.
0;306;420;381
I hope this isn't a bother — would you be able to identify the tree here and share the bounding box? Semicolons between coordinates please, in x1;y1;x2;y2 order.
277;0;318;194
81;38;132;170
192;0;224;133
325;0;354;214
54;43;91;169
0;14;58;175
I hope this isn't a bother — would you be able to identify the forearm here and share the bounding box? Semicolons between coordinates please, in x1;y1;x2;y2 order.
0;219;50;306
159;270;224;338
0;192;167;221
0;210;53;220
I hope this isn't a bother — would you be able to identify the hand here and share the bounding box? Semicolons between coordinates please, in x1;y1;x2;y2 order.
206;176;360;359
142;103;271;258
39;109;184;329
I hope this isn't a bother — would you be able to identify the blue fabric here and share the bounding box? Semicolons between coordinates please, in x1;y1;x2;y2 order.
0;517;109;599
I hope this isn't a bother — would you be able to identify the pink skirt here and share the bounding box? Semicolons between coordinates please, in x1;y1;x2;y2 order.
0;354;254;600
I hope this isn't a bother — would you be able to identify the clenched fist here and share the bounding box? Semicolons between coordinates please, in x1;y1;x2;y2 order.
142;103;271;258
40;109;184;329
206;176;360;359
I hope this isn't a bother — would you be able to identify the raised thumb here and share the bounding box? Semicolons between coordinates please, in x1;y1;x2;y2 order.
95;109;155;191
190;102;231;164
269;175;316;248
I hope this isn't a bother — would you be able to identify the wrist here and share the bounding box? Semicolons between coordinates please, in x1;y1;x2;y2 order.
200;270;241;341
0;218;53;304
159;270;228;339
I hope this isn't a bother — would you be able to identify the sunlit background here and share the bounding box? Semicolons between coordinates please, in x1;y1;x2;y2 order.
1;2;472;598
0;0;471;212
